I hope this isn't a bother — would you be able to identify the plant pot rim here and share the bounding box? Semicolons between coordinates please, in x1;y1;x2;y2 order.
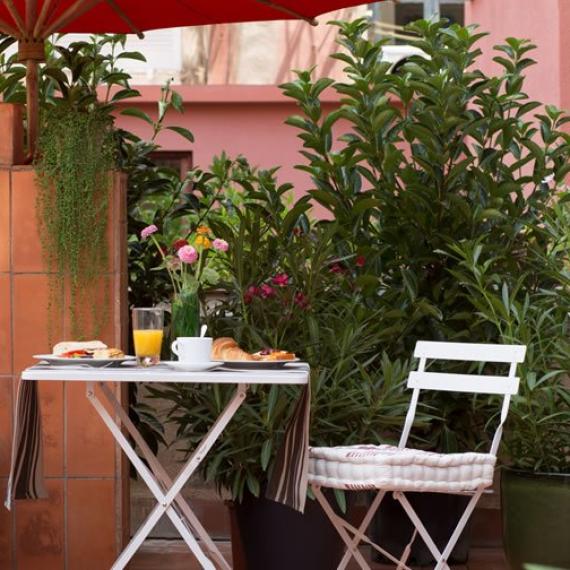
502;466;570;479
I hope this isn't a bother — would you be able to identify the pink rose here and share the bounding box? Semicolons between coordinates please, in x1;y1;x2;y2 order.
212;238;229;252
260;284;275;298
272;273;289;287
177;245;198;264
141;224;158;239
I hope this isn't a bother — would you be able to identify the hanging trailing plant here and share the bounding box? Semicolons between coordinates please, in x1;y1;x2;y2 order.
35;103;115;338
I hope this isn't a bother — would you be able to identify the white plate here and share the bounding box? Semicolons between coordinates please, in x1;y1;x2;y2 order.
164;361;223;372
222;358;300;370
33;354;135;367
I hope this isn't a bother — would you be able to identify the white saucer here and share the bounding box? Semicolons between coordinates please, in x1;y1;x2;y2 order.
164;361;222;372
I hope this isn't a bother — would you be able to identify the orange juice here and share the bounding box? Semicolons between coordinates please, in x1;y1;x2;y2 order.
133;329;163;365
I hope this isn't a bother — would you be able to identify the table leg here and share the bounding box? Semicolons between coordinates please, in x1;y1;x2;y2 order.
98;382;234;570
86;381;247;569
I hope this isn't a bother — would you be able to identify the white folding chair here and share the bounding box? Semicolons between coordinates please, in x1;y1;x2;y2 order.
308;341;526;570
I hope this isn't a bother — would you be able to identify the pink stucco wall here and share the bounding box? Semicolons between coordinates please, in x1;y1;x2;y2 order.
115;85;341;196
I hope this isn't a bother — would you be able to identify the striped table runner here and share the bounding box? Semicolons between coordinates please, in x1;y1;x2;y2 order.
6;371;311;514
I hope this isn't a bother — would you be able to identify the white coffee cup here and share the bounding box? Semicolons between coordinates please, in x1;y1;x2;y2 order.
171;337;213;363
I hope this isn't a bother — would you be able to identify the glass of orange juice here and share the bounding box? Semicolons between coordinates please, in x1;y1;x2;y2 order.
132;308;164;367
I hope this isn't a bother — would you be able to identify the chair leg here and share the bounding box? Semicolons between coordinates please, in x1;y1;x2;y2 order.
311;485;370;570
396;489;485;570
394;491;449;569
434;490;483;570
337;490;386;570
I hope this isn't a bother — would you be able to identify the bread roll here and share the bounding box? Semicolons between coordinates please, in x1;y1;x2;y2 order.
211;338;256;361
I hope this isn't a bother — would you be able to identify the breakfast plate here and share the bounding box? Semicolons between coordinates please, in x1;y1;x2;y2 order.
164;361;223;372
222;358;300;370
33;354;136;367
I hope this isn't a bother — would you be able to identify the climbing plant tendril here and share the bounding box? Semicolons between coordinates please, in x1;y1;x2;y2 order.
35;104;115;339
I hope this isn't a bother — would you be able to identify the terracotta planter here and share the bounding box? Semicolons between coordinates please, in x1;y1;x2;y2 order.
501;468;570;570
0;103;25;165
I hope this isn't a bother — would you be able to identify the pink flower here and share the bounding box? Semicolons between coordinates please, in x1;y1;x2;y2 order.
355;255;366;268
212;238;229;252
329;263;345;274
272;273;289;287
177;245;198;264
141;224;158;239
244;285;260;304
260;284;275;298
294;291;310;309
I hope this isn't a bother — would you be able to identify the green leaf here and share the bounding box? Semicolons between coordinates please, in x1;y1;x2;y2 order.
120;107;154;125
166;125;195;143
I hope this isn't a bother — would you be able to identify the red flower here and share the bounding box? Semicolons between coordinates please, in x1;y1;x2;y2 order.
294;291;309;309
260;284;275;298
272;273;290;287
172;238;188;252
355;255;366;268
329;263;345;274
244;285;260;305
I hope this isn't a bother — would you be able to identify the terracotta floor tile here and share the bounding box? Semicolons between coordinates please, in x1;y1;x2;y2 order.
0;273;12;374
13;274;62;372
11;169;47;273
0;477;13;569
67;478;117;570
66;381;116;477
0;378;13;476
0;169;9;272
15;478;64;570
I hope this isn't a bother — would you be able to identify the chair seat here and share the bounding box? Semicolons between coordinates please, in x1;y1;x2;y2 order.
308;444;496;492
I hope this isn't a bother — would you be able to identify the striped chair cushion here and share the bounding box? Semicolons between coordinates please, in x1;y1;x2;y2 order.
308;444;495;492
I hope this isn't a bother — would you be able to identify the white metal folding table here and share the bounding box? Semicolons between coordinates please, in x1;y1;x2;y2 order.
21;364;310;570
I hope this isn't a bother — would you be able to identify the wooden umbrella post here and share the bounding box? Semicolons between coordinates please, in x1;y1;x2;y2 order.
18;38;45;161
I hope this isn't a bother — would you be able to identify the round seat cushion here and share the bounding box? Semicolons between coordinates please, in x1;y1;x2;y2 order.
308;444;495;492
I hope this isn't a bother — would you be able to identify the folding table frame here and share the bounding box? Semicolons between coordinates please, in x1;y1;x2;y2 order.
310;341;526;570
21;365;309;570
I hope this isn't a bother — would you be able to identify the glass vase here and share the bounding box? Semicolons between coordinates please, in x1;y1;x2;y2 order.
171;288;201;340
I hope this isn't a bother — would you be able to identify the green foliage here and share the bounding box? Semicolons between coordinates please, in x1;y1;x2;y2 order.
35;104;114;338
279;18;570;467
150;159;413;500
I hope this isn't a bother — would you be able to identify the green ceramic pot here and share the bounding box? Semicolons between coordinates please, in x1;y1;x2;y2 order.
501;468;570;570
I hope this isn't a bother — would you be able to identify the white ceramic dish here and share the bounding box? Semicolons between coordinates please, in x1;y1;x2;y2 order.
164;361;223;372
222;358;300;370
33;354;135;367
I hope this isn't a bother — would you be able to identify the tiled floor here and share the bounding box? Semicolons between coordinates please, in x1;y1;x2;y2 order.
129;540;508;569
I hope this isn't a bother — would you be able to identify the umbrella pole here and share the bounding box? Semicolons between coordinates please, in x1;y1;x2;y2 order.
18;38;45;162
25;58;39;161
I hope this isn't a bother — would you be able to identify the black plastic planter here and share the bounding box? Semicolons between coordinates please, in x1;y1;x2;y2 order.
502;468;570;570
372;492;471;565
233;491;345;570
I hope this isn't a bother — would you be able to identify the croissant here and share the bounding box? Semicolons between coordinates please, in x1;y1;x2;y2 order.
211;338;256;361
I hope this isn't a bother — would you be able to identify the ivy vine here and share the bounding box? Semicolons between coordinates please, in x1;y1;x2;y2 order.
35;104;115;339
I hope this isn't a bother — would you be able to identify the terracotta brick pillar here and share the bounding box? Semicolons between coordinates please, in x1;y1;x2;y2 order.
0;107;129;569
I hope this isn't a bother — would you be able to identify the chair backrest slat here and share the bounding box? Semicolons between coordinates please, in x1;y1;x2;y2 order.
399;341;527;455
408;371;520;395
414;341;526;363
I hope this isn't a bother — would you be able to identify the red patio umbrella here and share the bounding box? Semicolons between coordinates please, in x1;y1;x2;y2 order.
0;0;371;157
